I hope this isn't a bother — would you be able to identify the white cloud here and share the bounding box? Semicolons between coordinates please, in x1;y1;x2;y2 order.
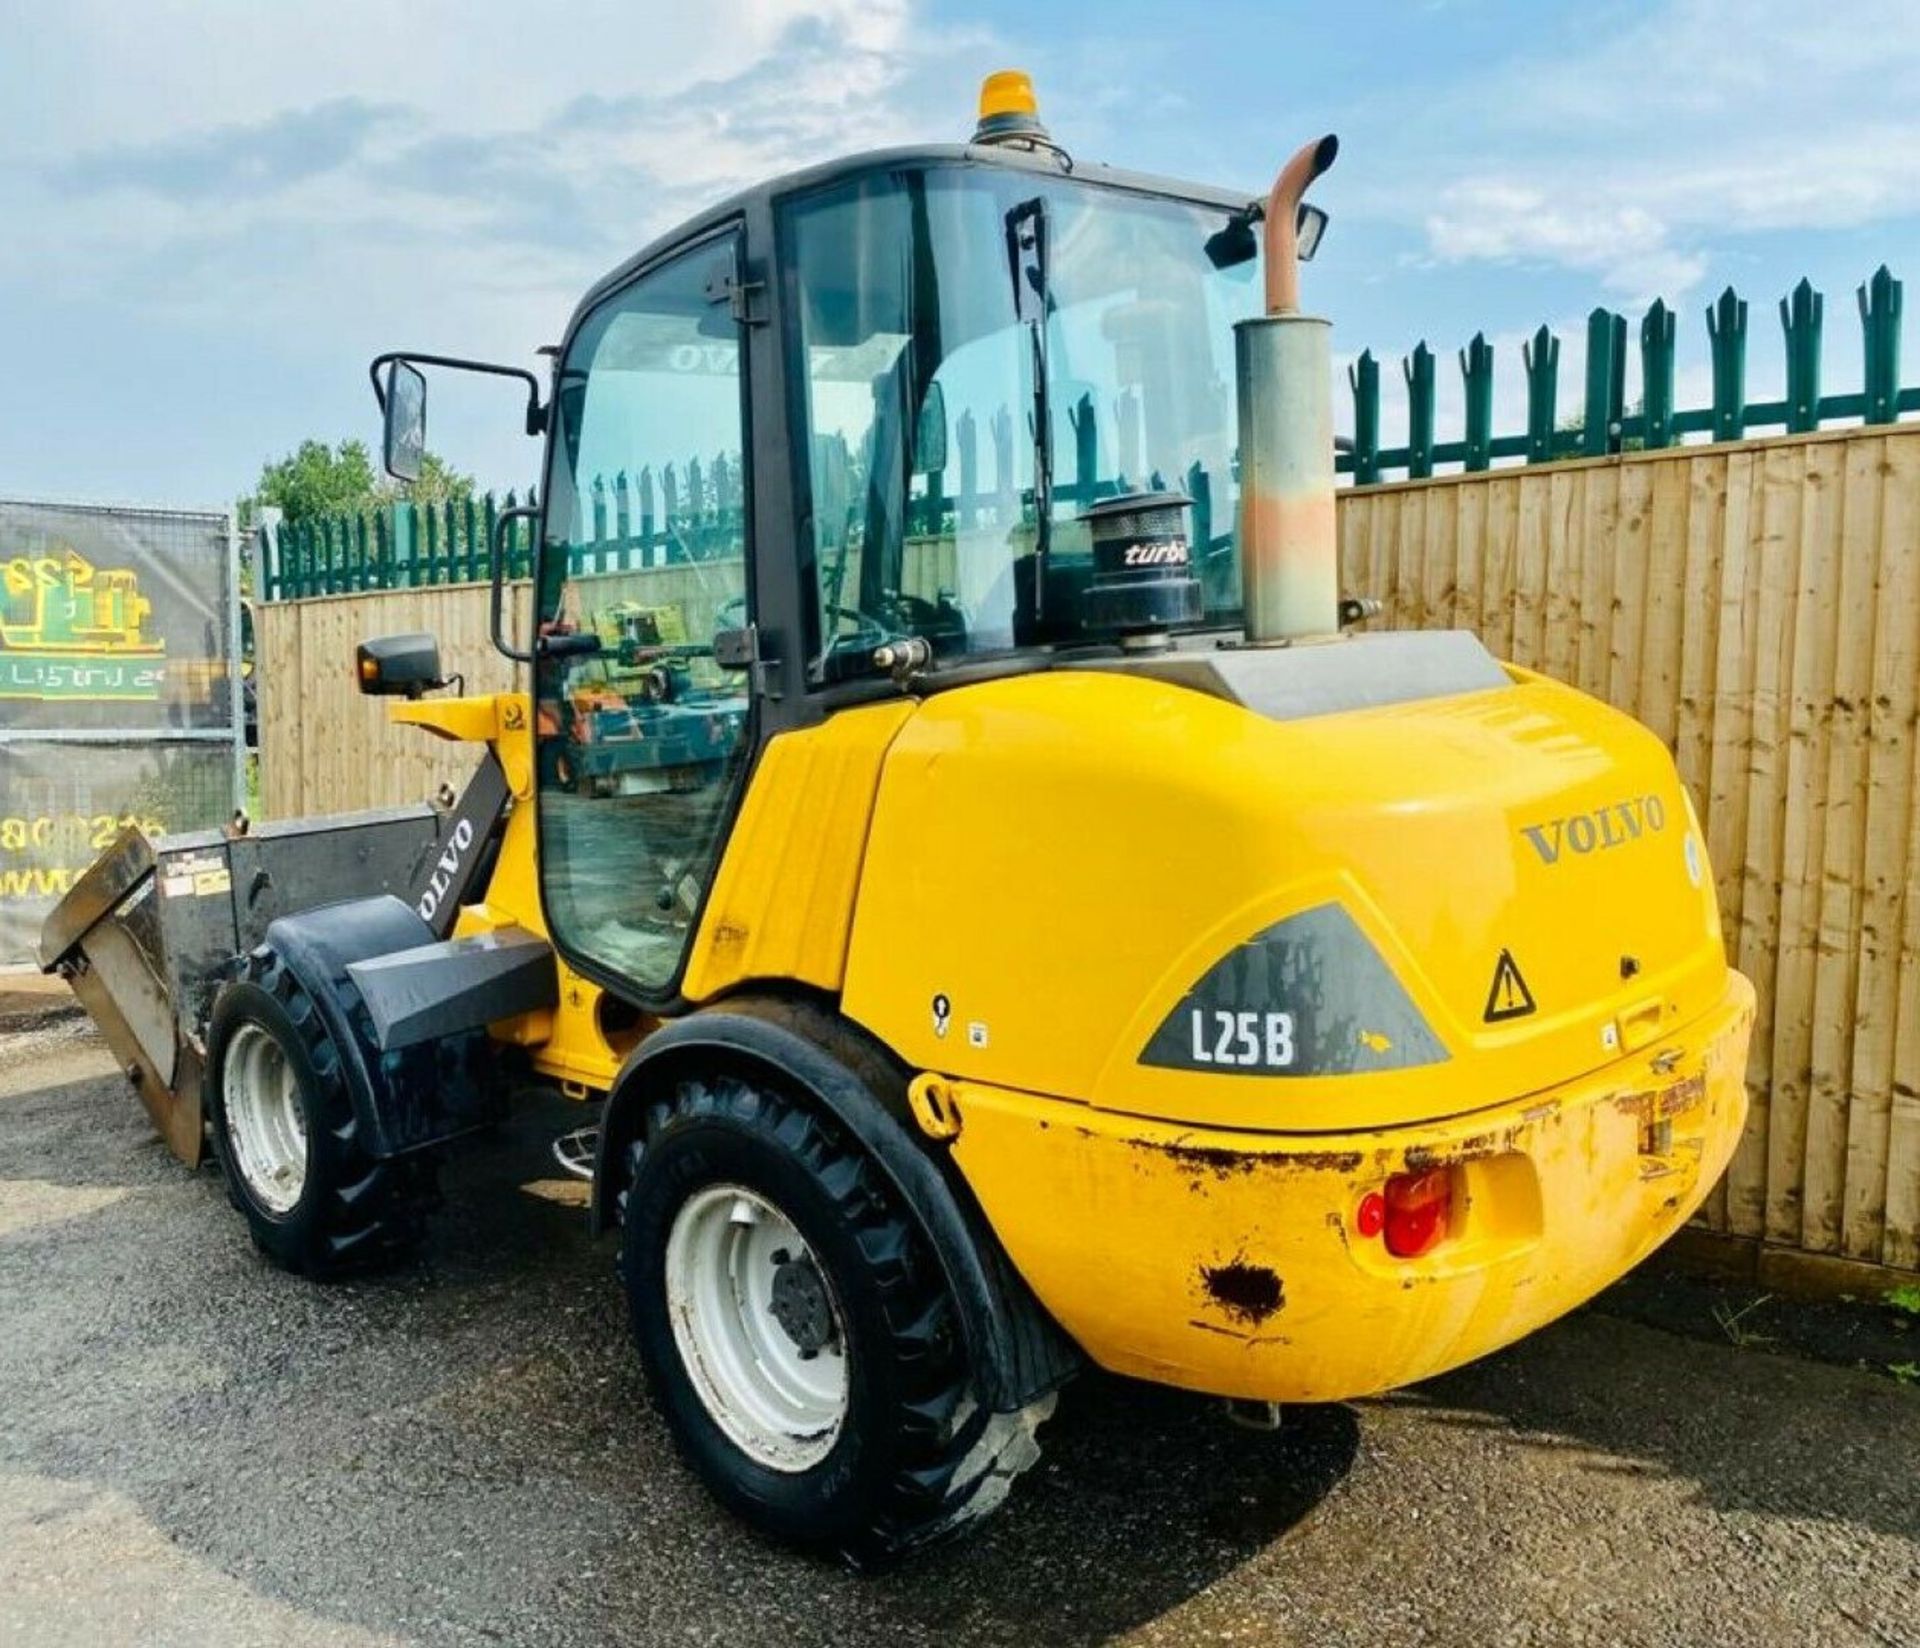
0;0;989;352
1474;0;1920;132
1398;0;1920;303
1425;181;1708;306
5;0;915;152
0;0;1026;496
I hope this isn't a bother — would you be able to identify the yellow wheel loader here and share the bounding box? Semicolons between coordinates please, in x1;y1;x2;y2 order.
43;75;1753;1563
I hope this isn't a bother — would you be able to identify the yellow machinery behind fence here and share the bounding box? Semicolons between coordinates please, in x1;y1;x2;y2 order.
44;76;1752;1563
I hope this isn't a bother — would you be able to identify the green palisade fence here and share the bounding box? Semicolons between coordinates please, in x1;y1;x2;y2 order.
1342;265;1917;485
261;263;1920;599
265;485;547;600
263;436;1193;601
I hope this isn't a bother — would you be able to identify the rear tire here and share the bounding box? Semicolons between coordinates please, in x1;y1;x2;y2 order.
618;1073;1051;1564
205;947;435;1276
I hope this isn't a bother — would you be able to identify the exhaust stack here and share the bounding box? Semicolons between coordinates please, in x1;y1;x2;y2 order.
1236;134;1339;644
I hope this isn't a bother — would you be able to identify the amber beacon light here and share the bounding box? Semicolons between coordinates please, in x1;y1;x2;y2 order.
972;70;1050;146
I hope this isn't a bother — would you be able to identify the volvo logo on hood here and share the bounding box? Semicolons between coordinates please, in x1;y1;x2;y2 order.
1520;794;1668;866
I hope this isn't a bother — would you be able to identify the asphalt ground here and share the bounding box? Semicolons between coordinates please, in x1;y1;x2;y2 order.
2;1010;1916;1648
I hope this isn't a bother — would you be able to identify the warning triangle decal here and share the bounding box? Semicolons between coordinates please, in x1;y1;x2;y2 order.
1483;948;1537;1023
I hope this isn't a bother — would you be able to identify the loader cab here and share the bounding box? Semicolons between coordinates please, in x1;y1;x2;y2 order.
412;147;1277;1004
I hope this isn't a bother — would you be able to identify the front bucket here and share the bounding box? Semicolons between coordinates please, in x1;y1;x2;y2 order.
38;828;206;1163
39;804;449;1166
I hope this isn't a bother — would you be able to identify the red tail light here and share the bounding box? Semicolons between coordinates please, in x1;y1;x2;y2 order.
1382;1167;1452;1258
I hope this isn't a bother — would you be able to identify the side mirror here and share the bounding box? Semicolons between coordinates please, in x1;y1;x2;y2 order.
1205;202;1328;270
356;631;442;697
1296;203;1328;263
382;360;427;483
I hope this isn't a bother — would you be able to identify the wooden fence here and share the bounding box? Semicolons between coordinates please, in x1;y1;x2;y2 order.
256;561;743;820
258;582;525;821
1341;424;1920;1275
258;421;1920;1276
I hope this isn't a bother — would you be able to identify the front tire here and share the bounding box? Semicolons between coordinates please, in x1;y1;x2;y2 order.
619;1074;1051;1564
205;948;434;1276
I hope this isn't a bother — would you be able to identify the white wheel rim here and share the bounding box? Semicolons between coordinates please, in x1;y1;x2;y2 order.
222;1021;309;1216
664;1183;849;1472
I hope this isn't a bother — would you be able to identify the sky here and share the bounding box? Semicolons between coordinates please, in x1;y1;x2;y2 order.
7;0;1920;509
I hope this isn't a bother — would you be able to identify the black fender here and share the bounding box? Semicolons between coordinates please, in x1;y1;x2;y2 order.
219;895;514;1157
591;993;1081;1413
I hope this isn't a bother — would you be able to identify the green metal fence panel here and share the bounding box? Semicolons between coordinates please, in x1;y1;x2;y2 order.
1781;278;1824;435
256;258;1920;595
1706;286;1748;444
1071;392;1097;504
1640;299;1676;450
1349;349;1381;485
1405;342;1436;480
1524;325;1560;465
1185;458;1213;555
424;502;442;588
1860;265;1902;425
1285;263;1920;489
1460;333;1494;472
1583;308;1627;458
460;495;478;584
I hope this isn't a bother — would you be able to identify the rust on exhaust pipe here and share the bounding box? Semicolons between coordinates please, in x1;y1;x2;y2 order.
1263;134;1339;317
1236;133;1341;644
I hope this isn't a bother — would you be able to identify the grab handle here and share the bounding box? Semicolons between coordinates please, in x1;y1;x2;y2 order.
490;505;539;664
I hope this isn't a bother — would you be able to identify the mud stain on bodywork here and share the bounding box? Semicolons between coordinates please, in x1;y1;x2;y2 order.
1200;1259;1286;1325
1142;1139;1364;1186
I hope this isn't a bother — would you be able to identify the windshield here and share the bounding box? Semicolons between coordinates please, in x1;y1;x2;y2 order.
780;165;1262;676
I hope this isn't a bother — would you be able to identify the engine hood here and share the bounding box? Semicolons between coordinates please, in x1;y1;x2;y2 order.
840;662;1727;1133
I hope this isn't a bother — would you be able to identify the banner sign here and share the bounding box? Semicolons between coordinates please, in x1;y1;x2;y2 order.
0;740;235;959
0;499;234;735
0;499;239;961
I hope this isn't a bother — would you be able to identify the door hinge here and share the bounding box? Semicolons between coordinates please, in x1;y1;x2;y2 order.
705;267;769;327
714;622;783;699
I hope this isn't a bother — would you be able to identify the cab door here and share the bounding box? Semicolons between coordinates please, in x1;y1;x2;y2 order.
533;228;754;997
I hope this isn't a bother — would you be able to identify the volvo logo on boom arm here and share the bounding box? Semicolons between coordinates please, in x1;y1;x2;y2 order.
403;752;512;938
416;818;475;924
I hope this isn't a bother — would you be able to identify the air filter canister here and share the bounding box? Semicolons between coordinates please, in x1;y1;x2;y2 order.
1078;490;1203;643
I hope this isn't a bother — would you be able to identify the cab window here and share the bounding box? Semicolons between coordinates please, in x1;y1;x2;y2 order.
535;231;752;993
781;167;1260;677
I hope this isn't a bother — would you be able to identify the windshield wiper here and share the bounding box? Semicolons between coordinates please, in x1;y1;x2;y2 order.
1004;196;1053;623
